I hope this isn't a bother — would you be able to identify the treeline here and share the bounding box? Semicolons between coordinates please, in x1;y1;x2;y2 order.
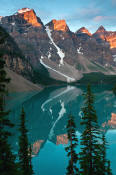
65;85;113;175
0;34;33;175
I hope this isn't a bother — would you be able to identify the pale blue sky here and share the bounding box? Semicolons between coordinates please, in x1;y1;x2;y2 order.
0;0;116;33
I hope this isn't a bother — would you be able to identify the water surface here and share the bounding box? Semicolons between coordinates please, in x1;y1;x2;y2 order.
7;85;116;175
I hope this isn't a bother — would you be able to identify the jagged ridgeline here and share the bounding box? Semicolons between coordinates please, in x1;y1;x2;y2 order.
0;8;116;85
0;25;63;86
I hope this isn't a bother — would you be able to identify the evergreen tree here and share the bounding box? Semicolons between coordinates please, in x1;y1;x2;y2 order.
65;114;79;175
18;107;33;175
28;144;34;175
106;161;112;175
0;31;19;175
101;133;113;175
79;84;102;175
79;85;113;175
100;133;108;175
112;84;116;96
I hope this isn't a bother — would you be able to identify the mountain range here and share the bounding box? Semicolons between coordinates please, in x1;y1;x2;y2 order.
0;7;116;88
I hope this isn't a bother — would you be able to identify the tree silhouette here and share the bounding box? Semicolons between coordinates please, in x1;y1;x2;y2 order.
65;114;79;175
0;32;19;175
18;107;33;175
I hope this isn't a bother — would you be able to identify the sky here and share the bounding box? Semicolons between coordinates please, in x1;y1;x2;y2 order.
0;0;116;33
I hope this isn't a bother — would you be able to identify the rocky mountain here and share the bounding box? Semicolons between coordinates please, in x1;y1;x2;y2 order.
76;27;92;36
47;19;70;32
75;27;115;67
0;25;33;80
93;26;116;54
0;25;44;91
0;8;116;84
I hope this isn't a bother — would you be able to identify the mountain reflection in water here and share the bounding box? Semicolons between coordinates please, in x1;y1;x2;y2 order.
7;85;116;175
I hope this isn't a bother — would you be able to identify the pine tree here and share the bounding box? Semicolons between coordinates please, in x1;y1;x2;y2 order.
79;84;102;175
65;114;79;175
112;84;116;96
101;133;113;175
18;107;33;175
0;33;19;175
100;133;108;175
29;145;34;175
106;161;112;175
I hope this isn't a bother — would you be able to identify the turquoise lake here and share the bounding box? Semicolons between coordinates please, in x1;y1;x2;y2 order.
7;85;116;175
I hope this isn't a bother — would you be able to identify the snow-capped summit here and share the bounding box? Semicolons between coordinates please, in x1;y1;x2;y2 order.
13;8;43;27
18;8;32;14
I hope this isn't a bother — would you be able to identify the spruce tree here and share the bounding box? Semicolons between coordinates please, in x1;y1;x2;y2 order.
0;31;19;175
18;107;33;175
100;133;108;175
101;133;113;175
79;85;113;175
106;161;112;175
65;114;79;175
79;84;102;175
112;84;116;96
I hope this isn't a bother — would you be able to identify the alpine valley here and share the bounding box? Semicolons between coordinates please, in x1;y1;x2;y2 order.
0;7;116;88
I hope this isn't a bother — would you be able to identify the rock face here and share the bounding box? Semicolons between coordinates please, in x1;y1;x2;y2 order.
75;27;115;66
93;26;116;50
48;19;69;32
16;8;42;27
0;9;61;73
0;26;34;81
76;27;92;36
0;8;116;84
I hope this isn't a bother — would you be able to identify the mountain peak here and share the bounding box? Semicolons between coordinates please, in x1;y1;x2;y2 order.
15;8;42;27
76;27;92;36
18;8;32;14
96;25;106;33
0;16;3;22
47;19;69;32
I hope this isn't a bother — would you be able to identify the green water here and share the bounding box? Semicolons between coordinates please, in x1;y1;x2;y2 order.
7;85;116;175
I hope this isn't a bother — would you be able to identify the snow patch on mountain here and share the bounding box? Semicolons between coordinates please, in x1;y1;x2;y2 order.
48;52;51;59
113;55;116;62
18;8;31;14
45;26;65;66
77;47;83;55
11;22;15;26
40;58;75;83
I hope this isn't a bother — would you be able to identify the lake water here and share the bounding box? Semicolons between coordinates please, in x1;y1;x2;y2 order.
7;85;116;175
